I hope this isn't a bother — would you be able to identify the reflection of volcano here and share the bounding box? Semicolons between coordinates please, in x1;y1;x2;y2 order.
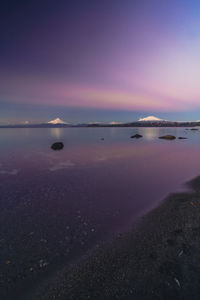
138;116;164;122
48;118;68;124
141;128;158;140
49;128;63;139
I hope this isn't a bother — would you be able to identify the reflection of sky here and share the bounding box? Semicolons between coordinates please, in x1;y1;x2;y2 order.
0;127;199;175
2;1;200;122
1;127;200;231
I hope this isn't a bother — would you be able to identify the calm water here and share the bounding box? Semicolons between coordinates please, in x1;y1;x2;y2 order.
1;127;200;297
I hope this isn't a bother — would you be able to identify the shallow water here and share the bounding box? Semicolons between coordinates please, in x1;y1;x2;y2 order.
1;127;200;297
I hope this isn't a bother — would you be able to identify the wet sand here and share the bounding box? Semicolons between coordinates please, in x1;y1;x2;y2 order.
32;176;200;300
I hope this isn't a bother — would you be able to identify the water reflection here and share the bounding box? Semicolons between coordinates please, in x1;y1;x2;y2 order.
139;127;157;140
49;127;64;139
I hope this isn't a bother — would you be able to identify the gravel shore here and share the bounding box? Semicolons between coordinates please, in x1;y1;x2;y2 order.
33;176;200;300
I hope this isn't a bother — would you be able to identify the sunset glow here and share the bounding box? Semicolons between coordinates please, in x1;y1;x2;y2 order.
1;0;200;122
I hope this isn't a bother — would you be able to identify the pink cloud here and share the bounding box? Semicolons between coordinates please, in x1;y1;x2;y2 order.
0;72;193;112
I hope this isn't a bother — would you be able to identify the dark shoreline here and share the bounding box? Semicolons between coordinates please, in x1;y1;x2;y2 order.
1;122;200;128
32;176;200;300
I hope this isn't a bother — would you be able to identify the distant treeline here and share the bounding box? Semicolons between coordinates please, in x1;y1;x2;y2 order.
1;121;200;128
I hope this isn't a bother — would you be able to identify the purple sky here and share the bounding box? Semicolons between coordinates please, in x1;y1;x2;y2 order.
1;0;200;123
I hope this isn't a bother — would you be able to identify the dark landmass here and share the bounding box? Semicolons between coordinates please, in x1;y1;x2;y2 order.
1;121;200;128
32;176;200;300
87;121;200;128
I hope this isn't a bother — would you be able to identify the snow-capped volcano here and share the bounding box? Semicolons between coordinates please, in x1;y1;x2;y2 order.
138;116;164;122
48;118;68;124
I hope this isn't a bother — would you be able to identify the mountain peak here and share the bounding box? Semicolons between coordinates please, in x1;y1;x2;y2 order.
48;118;67;124
138;116;164;122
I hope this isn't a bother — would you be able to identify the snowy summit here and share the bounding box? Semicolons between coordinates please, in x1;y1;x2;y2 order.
138;116;164;122
48;118;67;124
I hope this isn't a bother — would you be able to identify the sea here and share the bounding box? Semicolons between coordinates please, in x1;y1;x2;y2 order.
1;127;200;297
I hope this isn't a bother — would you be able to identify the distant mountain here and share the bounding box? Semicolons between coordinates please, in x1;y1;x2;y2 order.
109;121;123;125
1;117;200;128
88;122;103;125
138;116;164;122
48;118;68;124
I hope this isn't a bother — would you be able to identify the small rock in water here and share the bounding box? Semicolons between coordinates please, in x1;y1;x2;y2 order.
178;137;187;139
174;278;181;288
40;238;47;243
178;250;183;257
51;142;64;150
130;134;143;139
39;259;49;268
101;138;104;140
159;135;176;140
191;128;198;130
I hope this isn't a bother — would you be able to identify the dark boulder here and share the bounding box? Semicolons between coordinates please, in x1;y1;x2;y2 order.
159;135;176;140
51;142;64;150
178;137;187;139
191;128;198;130
130;134;143;139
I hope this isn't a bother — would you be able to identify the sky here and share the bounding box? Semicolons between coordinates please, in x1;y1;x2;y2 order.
1;0;200;124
